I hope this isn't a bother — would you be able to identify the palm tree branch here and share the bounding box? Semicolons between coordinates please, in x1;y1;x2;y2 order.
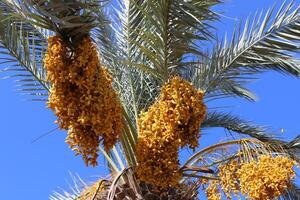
202;111;300;162
202;111;272;141
193;1;300;101
0;5;49;99
126;0;220;82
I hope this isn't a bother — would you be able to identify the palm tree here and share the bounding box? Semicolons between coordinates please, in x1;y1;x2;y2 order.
1;0;300;199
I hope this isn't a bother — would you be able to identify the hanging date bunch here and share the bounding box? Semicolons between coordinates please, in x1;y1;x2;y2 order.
44;36;123;166
34;0;124;166
210;155;297;200
237;155;296;200
136;76;207;188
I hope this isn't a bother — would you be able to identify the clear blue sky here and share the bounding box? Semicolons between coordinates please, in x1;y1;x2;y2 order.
1;0;300;199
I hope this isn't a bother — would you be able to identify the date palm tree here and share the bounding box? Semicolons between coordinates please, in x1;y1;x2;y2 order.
1;0;300;199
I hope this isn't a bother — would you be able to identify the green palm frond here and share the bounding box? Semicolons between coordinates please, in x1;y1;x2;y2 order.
192;1;300;101
92;1;159;167
92;0;161;126
9;0;103;48
286;135;300;162
202;112;300;161
0;2;49;101
202;111;271;141
118;0;220;82
95;0;159;121
91;4;116;69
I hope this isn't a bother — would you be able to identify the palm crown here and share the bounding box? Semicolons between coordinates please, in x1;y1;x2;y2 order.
1;0;300;199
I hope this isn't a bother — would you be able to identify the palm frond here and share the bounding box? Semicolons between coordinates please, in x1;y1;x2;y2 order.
192;1;300;101
8;0;103;48
117;0;220;82
281;183;300;200
99;1;161;167
50;173;85;200
202;112;300;162
202;111;272;141
92;0;161;123
0;2;49;100
285;135;300;162
95;0;160;120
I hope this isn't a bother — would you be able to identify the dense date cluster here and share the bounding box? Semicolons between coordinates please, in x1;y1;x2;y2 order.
237;155;296;200
45;36;123;166
136;76;206;188
208;155;296;200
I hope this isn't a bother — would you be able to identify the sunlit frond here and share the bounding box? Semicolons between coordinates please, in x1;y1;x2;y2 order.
192;1;300;101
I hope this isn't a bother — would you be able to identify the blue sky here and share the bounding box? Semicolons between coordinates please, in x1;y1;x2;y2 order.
1;0;300;199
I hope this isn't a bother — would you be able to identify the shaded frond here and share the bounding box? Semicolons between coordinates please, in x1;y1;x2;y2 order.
281;183;300;200
9;0;104;48
0;2;49;100
202;111;271;141
286;135;300;162
202;112;300;162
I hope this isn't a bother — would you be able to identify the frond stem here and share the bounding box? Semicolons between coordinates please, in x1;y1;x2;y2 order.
183;138;252;167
